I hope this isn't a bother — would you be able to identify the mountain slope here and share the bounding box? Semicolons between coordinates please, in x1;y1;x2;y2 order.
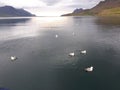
62;0;120;16
0;6;35;17
90;0;120;14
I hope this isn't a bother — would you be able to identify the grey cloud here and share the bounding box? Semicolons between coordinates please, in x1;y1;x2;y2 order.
66;4;84;8
66;0;104;9
40;0;62;6
67;4;96;9
73;0;104;2
0;1;4;6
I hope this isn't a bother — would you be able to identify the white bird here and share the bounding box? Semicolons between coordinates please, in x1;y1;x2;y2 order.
55;35;58;38
10;56;17;61
85;66;93;72
81;50;87;54
69;52;75;57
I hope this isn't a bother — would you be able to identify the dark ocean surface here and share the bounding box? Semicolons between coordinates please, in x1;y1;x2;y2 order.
0;16;120;90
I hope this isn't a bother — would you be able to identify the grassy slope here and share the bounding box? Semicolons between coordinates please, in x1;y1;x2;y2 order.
98;7;120;16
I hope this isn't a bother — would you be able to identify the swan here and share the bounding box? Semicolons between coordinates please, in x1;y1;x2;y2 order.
81;50;86;54
85;66;93;72
10;56;17;61
69;52;75;57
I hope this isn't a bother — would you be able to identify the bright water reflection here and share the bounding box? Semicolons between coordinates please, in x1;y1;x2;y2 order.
0;17;68;41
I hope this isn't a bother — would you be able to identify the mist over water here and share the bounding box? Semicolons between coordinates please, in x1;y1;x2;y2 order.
0;16;120;90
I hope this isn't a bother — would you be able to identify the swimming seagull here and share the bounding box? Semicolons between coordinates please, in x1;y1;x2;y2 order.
10;56;17;61
55;34;58;38
85;66;93;72
81;50;86;54
69;52;75;57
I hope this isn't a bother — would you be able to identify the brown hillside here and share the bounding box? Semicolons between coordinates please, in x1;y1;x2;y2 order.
91;0;120;14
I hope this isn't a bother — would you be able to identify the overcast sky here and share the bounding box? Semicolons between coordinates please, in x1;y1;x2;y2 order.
0;0;104;16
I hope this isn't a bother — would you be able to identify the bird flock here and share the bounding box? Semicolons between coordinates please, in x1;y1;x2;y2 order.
10;32;94;72
55;32;93;72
